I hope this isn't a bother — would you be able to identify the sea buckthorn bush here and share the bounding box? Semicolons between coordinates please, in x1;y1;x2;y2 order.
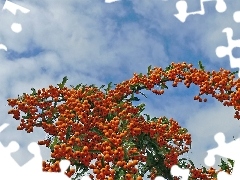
7;61;239;179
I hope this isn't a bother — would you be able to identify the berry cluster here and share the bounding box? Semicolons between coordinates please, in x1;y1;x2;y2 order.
7;62;239;179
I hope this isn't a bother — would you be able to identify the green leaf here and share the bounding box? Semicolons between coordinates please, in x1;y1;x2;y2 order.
66;126;72;140
198;61;205;71
99;85;105;89
179;128;188;134
81;85;86;93
178;161;187;169
123;140;135;149
161;83;168;89
230;70;239;76
139;73;143;78
123;147;128;161
188;159;195;168
17;94;24;101
226;90;234;95
101;156;105;167
151;117;158;122
130;97;140;101
126;93;136;102
116;101;124;108
161;116;169;124
31;88;37;96
90;127;104;136
146;149;154;166
73;145;81;151
130;152;140;157
89;84;96;88
46;118;53;124
74;83;82;90
136;103;145;114
161;77;169;82
22;110;31;119
72;162;89;179
147;65;152;76
202;166;207;173
49;136;60;151
179;158;187;161
104;82;112;93
129;84;136;91
227;158;234;167
165;65;173;71
219;158;229;170
143;114;150;121
140;92;147;98
106;113;115;122
62;76;68;85
57;76;68;89
89;150;101;153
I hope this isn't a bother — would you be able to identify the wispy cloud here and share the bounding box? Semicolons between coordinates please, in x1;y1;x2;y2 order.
0;0;239;179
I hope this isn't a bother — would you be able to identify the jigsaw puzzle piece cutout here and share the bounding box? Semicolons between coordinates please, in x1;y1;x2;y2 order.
174;1;188;22
2;0;30;33
171;165;190;180
217;171;234;180
2;0;30;15
215;27;240;77
174;0;227;22
215;0;227;13
154;176;165;180
204;132;240;179
233;11;240;23
0;44;7;51
154;165;190;180
20;142;43;175
0;123;9;133
19;150;70;180
33;159;91;180
36;160;71;180
0;141;21;178
0;123;38;166
20;144;91;180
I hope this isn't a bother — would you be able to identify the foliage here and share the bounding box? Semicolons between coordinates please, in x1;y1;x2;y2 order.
7;61;240;179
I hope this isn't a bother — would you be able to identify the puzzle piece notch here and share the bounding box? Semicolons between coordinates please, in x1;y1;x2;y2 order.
0;124;90;180
0;123;9;133
0;123;20;177
2;0;30;33
0;0;30;51
154;132;240;180
215;27;240;78
174;0;227;22
154;164;190;180
233;11;240;23
204;132;240;180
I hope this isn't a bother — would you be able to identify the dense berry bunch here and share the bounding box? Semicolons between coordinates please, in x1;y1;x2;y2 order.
7;62;239;179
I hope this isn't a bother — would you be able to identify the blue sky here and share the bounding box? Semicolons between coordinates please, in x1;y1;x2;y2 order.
1;0;240;179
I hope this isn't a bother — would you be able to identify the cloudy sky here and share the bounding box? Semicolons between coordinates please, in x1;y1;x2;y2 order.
1;0;240;179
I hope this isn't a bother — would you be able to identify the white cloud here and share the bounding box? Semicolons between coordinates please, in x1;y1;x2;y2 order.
0;0;239;179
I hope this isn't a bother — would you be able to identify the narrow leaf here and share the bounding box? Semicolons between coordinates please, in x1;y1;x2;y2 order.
198;60;205;71
188;159;195;168
161;83;168;89
99;85;105;89
62;76;68;85
144;114;150;121
147;65;152;75
31;88;37;96
75;84;82;90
